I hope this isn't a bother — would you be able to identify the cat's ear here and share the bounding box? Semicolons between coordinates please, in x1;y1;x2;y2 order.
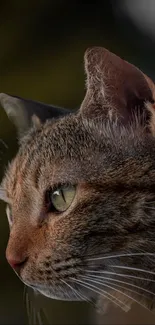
80;47;155;127
0;93;71;138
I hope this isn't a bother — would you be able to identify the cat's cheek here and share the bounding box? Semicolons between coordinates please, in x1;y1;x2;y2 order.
19;266;36;288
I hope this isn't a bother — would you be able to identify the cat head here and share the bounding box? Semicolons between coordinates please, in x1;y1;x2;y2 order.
1;47;155;311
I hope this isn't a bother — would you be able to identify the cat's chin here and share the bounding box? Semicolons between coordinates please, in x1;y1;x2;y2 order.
37;288;83;301
23;281;86;301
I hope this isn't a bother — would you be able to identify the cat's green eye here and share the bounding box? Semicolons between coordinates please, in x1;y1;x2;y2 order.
46;184;76;213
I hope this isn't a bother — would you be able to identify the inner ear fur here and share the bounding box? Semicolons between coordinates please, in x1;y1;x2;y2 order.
80;47;155;129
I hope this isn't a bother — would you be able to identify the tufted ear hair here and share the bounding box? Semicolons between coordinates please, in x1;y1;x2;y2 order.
80;47;155;129
0;93;71;139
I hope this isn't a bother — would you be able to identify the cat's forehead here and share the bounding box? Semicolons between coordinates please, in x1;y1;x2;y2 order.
1;115;97;198
2;114;154;202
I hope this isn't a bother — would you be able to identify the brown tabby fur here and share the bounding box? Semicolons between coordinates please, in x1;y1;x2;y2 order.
1;47;155;312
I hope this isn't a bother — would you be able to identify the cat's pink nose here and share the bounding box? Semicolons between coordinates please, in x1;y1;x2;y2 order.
6;254;28;274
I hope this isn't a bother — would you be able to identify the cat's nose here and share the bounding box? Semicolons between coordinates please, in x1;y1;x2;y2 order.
6;254;28;274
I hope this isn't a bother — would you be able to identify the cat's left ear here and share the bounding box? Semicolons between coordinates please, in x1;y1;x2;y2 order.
0;93;71;139
80;47;155;130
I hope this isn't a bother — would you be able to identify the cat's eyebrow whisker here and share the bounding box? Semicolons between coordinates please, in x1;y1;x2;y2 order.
86;252;155;262
111;265;155;276
70;277;130;312
83;273;155;296
84;269;155;283
81;275;152;312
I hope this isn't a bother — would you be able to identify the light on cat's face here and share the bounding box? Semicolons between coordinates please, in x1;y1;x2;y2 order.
1;181;86;301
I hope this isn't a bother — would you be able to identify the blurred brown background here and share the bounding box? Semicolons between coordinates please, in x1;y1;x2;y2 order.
0;0;155;324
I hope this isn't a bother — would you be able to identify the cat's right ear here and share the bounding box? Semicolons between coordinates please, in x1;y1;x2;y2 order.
0;93;71;139
79;47;155;128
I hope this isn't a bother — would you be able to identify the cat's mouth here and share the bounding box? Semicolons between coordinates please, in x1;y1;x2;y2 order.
18;264;94;301
8;255;155;311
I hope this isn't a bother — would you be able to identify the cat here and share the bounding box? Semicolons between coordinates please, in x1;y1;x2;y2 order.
1;46;155;313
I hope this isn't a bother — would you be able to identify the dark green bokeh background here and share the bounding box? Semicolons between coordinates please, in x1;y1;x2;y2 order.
0;1;155;324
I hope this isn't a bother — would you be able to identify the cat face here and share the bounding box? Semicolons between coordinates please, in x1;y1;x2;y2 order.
1;47;155;310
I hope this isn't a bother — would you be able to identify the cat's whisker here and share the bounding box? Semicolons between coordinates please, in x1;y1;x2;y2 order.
86;252;155;262
37;308;50;325
61;279;90;304
23;286;32;325
32;305;37;325
70;277;130;312
83;273;155;297
81;275;152;312
23;286;49;325
111;265;155;276
84;269;155;283
89;278;150;301
36;311;43;325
